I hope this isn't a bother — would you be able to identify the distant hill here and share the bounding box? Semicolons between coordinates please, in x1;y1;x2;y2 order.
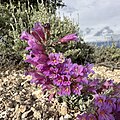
81;26;120;47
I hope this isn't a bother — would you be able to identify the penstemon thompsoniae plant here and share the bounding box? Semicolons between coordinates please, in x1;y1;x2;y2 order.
20;22;120;120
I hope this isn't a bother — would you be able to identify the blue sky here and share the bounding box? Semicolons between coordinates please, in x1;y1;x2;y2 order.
58;0;120;29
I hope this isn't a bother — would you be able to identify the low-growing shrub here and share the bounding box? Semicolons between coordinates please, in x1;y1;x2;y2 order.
93;44;120;69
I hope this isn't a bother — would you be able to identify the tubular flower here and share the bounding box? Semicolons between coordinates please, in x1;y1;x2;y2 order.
87;114;97;120
58;85;71;96
106;97;116;110
84;63;95;76
61;75;71;86
32;22;45;42
103;80;114;89
20;31;32;41
77;113;88;120
53;75;63;86
28;71;46;85
47;53;65;65
72;83;83;95
116;98;120;112
59;33;79;43
70;63;84;77
94;94;106;107
97;104;115;120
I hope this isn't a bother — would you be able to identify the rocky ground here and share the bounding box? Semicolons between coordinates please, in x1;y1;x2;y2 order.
93;66;120;82
0;69;75;120
0;66;120;120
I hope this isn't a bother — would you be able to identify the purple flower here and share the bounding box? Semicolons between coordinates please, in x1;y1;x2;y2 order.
77;113;88;120
87;114;97;120
57;53;65;63
36;64;50;76
94;94;106;107
28;71;46;85
76;76;88;84
42;79;54;91
84;63;94;76
103;80;114;89
62;59;72;75
20;30;45;53
47;53;65;65
89;79;99;87
53;75;63;86
20;31;32;41
58;86;71;96
61;75;71;86
72;83;83;95
70;64;84;77
97;103;115;120
106;97;116;110
32;22;45;42
20;31;36;47
25;54;38;66
25;52;48;66
60;33;79;43
114;111;120;120
116;98;120;112
37;54;48;63
87;79;99;93
48;67;59;78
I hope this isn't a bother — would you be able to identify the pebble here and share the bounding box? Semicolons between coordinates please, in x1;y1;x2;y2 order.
64;114;72;119
60;102;68;115
32;89;43;99
31;107;41;119
19;105;26;113
21;110;33;119
59;116;64;120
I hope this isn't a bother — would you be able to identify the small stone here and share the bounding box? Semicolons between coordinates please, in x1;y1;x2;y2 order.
0;111;7;119
31;107;41;119
21;110;33;119
19;105;26;113
74;111;81;117
14;104;19;113
32;89;43;99
64;114;72;119
60;102;68;115
15;95;21;103
49;118;54;120
59;116;64;120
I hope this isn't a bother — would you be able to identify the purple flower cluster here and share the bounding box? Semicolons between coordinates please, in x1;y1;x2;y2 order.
59;33;79;43
95;94;120;120
77;94;120;120
20;22;94;96
21;22;120;119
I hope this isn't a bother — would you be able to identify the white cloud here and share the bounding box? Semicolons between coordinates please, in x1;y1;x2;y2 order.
58;0;120;29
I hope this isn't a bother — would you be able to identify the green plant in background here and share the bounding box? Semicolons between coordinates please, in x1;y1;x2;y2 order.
0;0;65;13
94;43;120;69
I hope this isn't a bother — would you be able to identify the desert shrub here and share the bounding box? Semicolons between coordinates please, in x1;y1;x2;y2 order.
93;44;120;69
0;0;65;12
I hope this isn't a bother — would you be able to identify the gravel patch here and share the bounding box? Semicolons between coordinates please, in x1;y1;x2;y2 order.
0;66;120;120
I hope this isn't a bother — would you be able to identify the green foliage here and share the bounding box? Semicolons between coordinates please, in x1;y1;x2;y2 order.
0;0;65;14
57;94;94;113
94;44;120;65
